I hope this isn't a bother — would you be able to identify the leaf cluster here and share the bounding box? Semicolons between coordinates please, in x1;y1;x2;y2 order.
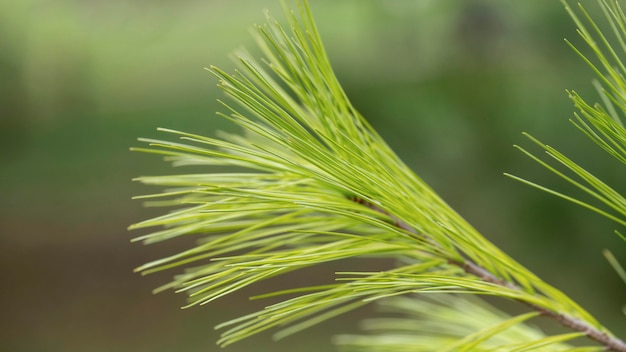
131;0;625;350
507;0;626;238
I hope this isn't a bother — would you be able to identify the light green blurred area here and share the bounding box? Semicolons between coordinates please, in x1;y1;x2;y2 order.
1;1;624;351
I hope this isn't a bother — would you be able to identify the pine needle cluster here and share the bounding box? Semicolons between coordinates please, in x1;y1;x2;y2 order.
131;0;625;350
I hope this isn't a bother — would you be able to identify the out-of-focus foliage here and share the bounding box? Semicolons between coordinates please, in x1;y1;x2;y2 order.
335;295;601;352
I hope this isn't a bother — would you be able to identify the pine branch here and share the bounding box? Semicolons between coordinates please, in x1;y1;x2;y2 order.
461;259;626;351
335;295;606;352
131;0;625;350
360;195;626;351
509;0;626;235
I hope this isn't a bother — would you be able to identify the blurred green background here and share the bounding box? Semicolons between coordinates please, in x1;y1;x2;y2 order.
1;0;624;351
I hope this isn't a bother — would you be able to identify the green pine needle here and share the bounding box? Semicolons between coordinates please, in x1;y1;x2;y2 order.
510;0;626;235
131;0;624;350
334;295;602;352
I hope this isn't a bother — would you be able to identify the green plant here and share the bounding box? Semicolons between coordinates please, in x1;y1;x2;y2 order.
131;0;625;350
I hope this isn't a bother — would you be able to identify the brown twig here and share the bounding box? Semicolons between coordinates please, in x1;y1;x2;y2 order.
458;259;626;352
350;195;626;352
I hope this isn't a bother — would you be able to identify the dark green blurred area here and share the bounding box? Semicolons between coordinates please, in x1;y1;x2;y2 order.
1;0;624;351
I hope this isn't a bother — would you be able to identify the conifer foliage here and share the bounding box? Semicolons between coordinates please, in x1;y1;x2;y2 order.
132;1;625;350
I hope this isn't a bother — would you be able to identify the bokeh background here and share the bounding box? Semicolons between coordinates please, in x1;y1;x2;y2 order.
1;0;624;351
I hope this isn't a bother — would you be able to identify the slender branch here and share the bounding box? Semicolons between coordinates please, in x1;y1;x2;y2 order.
351;196;626;352
458;260;626;352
